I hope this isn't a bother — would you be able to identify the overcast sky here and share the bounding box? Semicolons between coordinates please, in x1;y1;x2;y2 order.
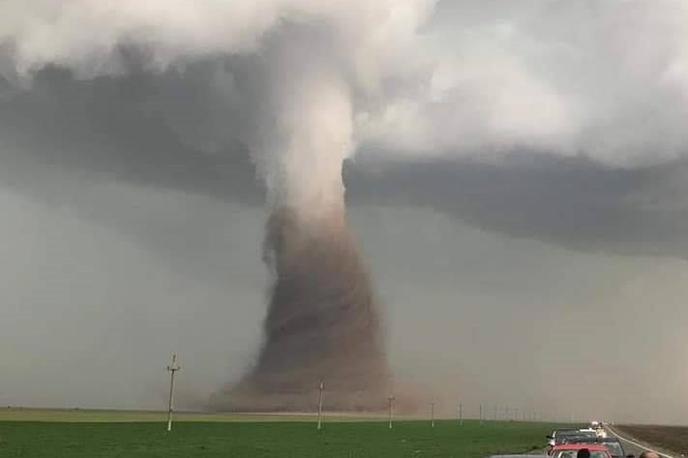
1;0;688;424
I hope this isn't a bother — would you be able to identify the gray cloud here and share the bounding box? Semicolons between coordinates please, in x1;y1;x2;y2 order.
2;65;688;262
347;154;688;259
0;64;262;205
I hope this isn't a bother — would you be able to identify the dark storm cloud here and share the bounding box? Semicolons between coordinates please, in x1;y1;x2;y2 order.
0;63;263;206
346;154;688;259
2;65;688;262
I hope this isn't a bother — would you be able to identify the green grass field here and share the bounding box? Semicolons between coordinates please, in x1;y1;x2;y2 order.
0;408;344;423
0;415;560;458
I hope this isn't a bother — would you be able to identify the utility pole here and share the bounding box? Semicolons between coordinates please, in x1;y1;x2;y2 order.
317;380;324;430
430;402;435;428
494;405;498;421
479;403;483;425
166;353;181;432
458;402;463;426
388;395;395;429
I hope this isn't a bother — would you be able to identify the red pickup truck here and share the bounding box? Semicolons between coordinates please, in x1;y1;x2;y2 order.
549;444;613;458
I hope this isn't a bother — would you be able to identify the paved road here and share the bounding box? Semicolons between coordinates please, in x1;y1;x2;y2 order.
605;425;675;458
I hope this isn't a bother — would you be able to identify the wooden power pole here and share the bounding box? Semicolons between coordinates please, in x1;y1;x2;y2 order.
388;395;395;429
166;353;181;432
317;380;324;430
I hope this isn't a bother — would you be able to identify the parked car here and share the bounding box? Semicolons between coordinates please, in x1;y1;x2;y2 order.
595;428;608;439
547;429;584;447
547;430;598;454
550;444;612;458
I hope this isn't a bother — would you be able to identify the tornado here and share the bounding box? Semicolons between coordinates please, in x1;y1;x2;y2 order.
210;66;392;411
215;206;390;411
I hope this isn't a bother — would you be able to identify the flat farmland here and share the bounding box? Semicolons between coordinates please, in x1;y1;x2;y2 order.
0;417;560;458
616;424;688;456
0;408;339;423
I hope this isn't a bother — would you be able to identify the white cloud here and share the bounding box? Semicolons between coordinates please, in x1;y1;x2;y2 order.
2;1;688;166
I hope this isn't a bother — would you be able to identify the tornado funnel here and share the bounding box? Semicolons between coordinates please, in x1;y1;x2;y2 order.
213;207;391;411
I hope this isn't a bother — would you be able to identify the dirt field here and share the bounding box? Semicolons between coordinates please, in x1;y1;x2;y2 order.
616;424;688;455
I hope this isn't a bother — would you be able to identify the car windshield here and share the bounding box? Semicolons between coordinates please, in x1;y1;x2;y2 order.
554;430;578;436
554;452;608;458
602;442;623;455
556;434;596;444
